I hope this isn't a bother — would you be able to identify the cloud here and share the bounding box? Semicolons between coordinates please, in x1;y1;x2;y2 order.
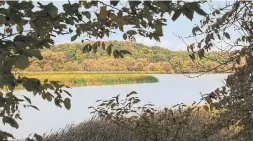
135;35;172;48
134;35;190;51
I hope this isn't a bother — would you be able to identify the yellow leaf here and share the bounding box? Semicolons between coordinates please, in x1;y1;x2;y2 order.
203;105;209;112
100;6;107;19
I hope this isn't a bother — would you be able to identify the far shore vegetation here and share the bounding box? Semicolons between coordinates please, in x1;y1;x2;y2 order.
25;41;233;74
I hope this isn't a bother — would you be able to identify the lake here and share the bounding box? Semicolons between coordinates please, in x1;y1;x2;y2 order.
3;74;228;139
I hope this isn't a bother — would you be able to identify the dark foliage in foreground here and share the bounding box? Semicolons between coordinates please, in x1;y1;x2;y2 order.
43;109;237;141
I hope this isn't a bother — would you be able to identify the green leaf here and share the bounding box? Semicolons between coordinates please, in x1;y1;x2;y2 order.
192;26;202;36
144;5;152;21
77;14;82;21
23;78;41;92
43;83;54;90
172;9;182;21
0;14;6;24
92;43;98;53
130;91;138;94
2;116;19;129
84;11;91;19
106;44;112;56
198;49;205;59
82;44;90;53
34;133;43;141
21;49;43;60
102;42;106;50
30;105;40;111
127;91;137;97
0;131;14;139
16;25;24;33
224;32;230;39
189;53;196;61
111;103;116;109
110;0;119;6
69;28;73;33
63;90;72;97
154;24;163;35
123;33;127;40
63;3;73;15
23;96;31;104
48;3;58;18
126;30;137;36
236;57;241;64
113;50;121;58
133;99;140;104
129;1;141;8
71;35;78;42
66;19;74;25
194;7;207;16
46;93;52;102
183;9;194;21
64;98;71;110
14;55;29;70
2;57;15;73
120;50;132;55
54;98;61;107
215;10;220;14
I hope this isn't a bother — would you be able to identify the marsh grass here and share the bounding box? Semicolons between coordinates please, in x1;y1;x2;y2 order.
14;73;158;89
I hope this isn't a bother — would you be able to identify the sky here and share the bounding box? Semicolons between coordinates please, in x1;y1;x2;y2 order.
4;1;231;51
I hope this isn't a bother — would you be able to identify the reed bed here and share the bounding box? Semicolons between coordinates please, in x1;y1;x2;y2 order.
17;73;158;88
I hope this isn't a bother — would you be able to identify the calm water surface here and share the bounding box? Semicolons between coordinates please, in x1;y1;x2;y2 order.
3;74;228;139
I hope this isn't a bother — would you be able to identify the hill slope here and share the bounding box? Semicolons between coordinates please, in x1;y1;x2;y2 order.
26;41;232;73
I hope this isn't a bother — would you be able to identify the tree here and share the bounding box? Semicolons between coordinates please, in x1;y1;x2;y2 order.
0;1;207;140
179;1;253;140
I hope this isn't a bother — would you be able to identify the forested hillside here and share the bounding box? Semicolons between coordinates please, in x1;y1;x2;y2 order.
26;41;232;73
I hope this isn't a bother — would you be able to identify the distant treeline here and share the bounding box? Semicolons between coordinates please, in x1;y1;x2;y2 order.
26;41;233;73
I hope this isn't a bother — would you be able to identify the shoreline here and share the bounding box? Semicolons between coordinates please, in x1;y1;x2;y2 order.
19;71;233;75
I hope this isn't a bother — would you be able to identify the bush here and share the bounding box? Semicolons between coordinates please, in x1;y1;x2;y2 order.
43;119;133;141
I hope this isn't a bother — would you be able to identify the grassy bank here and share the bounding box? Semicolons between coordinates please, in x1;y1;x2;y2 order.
19;73;158;88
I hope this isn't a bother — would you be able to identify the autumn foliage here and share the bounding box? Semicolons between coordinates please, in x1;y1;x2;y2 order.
25;41;233;74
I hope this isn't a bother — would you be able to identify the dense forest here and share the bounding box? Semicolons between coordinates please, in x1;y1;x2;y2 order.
25;41;233;73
